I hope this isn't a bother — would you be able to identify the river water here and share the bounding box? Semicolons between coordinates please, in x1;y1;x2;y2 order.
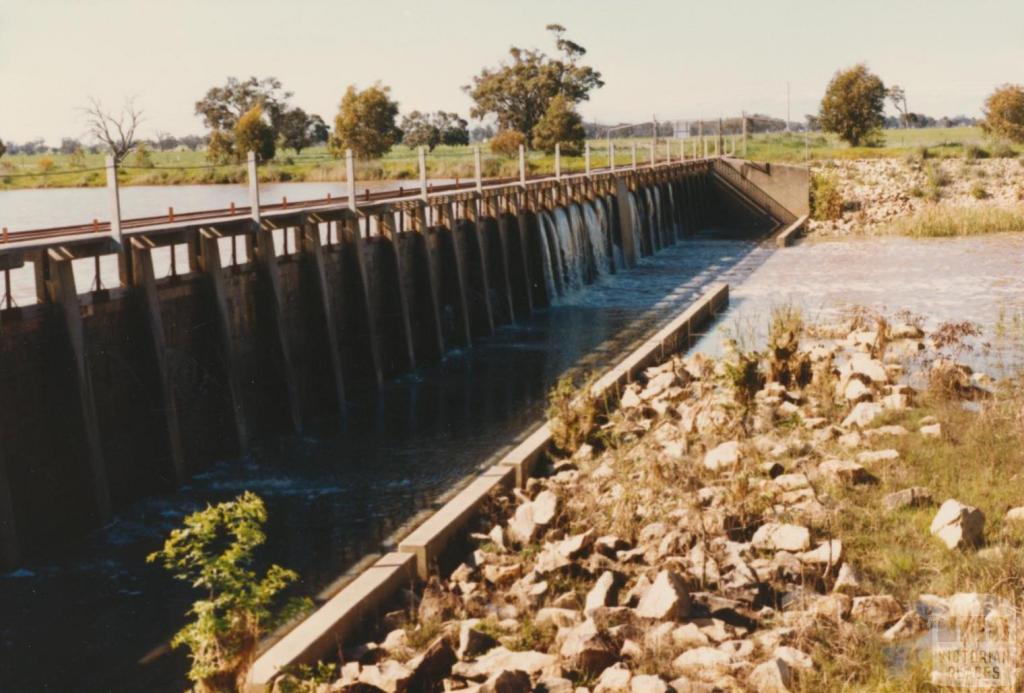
1;182;1022;690
0;212;774;689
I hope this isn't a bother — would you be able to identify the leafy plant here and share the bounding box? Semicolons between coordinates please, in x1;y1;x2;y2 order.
818;64;887;146
810;172;843;220
981;84;1024;144
490;129;526;157
546;374;599;454
148;492;310;692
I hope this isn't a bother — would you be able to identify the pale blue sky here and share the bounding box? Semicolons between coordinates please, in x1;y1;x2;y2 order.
1;0;1021;143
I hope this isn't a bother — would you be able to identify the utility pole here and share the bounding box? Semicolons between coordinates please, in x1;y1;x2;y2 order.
786;81;791;132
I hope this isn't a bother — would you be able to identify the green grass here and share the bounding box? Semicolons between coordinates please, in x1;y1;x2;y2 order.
739;126;1021;164
3;126;1019;190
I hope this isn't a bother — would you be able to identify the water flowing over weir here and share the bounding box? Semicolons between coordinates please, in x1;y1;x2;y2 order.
0;157;810;689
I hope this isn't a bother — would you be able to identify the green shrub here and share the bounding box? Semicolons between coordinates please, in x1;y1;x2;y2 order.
810;172;843;220
970;182;990;199
148;492;310;692
963;144;989;160
546;374;599;454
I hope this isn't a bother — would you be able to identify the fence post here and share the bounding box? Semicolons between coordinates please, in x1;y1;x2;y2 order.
474;146;483;193
554;143;561;180
631;143;637;170
649;141;655;167
742;112;748;157
584;143;591;175
518;144;526;186
610;142;616;171
247;151;261;223
345;149;358;212
106;155;122;245
417;146;428;202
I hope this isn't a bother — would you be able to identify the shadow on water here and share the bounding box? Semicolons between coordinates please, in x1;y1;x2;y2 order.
0;228;774;691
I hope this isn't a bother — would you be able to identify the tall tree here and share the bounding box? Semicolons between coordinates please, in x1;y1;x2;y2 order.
531;93;585;155
59;138;82;155
887;85;910;128
328;84;402;159
195;77;292;133
277;108;327;154
234;106;276;162
401;111;469;151
464;25;603;146
83;96;143;163
981;84;1024;143
0;138;5;158
818;64;886;146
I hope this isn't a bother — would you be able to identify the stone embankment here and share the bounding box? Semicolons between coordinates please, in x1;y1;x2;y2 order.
807;157;1024;236
278;311;1018;692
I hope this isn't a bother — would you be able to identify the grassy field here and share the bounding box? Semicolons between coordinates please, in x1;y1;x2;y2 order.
1;127;1018;190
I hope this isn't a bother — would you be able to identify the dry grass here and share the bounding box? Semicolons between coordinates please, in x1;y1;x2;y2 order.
879;204;1024;237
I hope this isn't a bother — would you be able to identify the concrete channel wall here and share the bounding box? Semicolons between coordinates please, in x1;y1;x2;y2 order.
0;157;804;571
246;281;730;691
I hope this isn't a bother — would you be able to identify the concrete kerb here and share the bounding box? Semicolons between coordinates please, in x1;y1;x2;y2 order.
775;214;808;248
245;281;730;691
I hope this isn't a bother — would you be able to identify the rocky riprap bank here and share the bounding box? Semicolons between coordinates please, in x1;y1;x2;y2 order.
276;311;1021;692
807;157;1024;236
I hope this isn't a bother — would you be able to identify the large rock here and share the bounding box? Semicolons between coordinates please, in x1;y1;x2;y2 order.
704;441;741;471
748;657;793;692
882;487;933;512
357;659;413;692
929;499;985;549
818;459;871;485
507;503;538;544
452;648;556;680
458;620;499;661
856;449;899;464
672;646;732;674
851;595;904;627
585;571;618;616
594;663;632;692
849;354;889;384
559;619;619;674
406;635;457;691
630;675;669;693
480;669;532;693
842;402;883;429
634;570;691;620
751;523;811;552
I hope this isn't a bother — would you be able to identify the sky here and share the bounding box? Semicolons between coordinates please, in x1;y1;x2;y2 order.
1;0;1022;144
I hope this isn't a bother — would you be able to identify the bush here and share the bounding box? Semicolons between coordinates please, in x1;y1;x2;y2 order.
531;94;586;156
990;141;1017;159
131;142;154;168
546;375;599;454
235;106;276;163
329;83;402;159
490;129;526;157
963;144;989;161
981;84;1024;144
810;172;843;220
38;156;55;173
970;182;990;199
924;162;950;188
148;492;310;692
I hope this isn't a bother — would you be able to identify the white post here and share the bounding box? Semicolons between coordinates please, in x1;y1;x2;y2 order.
418;146;428;201
609;142;616;171
554;143;561;179
518;144;526;186
631;143;637;169
346;149;358;211
585;143;591;175
105;155;122;244
246;151;261;224
665;139;671;163
473;146;483;193
649;142;655;167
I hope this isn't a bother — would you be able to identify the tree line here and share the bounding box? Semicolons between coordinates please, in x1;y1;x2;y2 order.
818;64;1023;146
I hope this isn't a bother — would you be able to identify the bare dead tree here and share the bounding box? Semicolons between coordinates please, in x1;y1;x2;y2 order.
83;97;143;163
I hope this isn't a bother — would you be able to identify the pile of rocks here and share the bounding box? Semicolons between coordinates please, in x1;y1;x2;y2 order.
288;316;1002;693
806;157;1024;237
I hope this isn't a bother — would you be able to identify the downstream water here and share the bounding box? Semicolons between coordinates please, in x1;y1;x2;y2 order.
695;234;1024;376
0;218;774;691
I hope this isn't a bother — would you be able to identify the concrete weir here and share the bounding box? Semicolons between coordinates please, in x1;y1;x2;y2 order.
246;282;730;691
0;156;807;571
